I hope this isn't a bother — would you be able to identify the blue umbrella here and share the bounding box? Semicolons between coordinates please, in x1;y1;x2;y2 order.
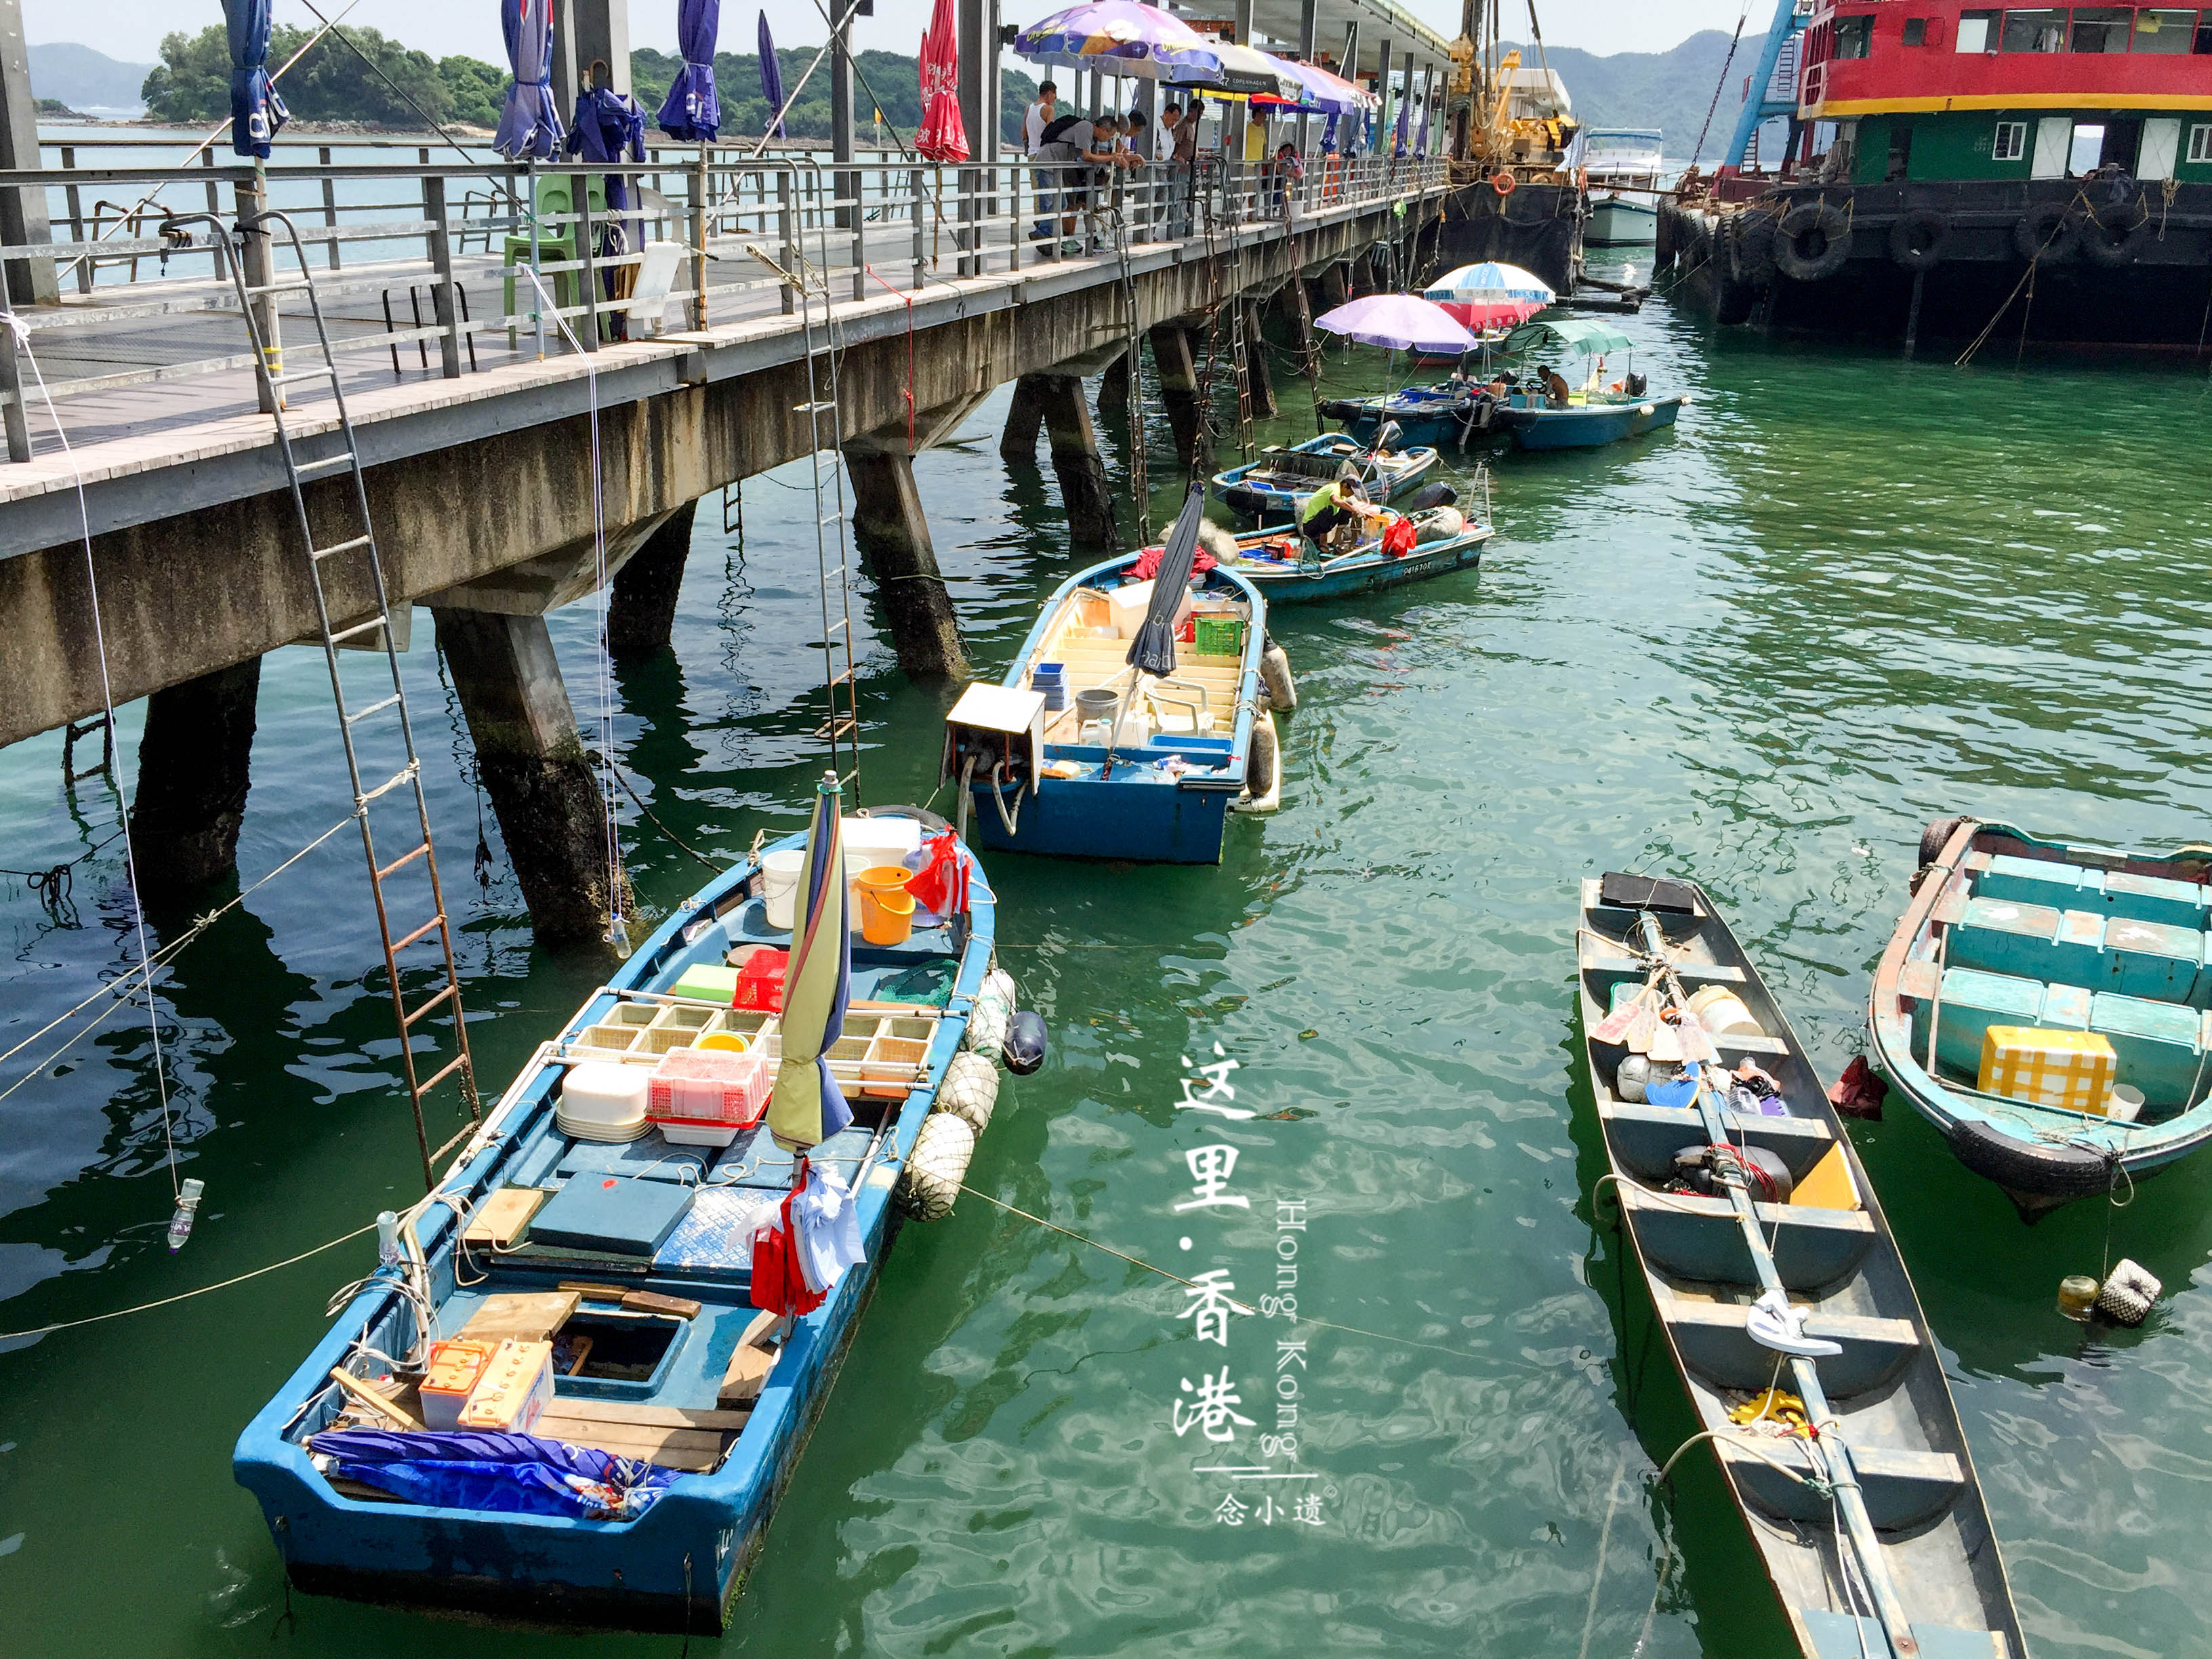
495;0;565;160
1415;92;1429;157
659;0;722;142
226;0;288;159
758;12;787;140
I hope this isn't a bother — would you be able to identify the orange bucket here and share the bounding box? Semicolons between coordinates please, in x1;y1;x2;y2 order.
860;884;916;945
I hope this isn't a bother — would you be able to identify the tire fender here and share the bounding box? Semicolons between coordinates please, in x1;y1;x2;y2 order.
1887;207;1948;272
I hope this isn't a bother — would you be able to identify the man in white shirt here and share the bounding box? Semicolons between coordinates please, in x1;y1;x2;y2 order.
1024;82;1059;240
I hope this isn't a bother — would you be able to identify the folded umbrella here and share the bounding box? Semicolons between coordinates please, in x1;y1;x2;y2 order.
757;12;787;139
657;0;722;141
764;773;854;1154
495;0;565;159
1125;483;1206;679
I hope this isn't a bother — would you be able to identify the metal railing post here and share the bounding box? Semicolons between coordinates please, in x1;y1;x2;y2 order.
202;149;228;281
851;167;866;302
234;173;279;413
424;174;462;379
1009;162;1023;272
319;145;342;268
0;324;30;462
911;165;926;287
777;168;796;316
60;146;90;295
689;154;709;329
575;167;598;350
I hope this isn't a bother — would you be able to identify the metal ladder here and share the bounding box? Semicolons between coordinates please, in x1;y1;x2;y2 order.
171;208;480;1188
792;167;863;799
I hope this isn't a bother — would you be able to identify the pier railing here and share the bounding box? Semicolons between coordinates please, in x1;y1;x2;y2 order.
0;143;1447;462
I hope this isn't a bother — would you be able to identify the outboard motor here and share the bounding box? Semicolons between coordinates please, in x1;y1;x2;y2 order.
1625;371;1648;398
1401;482;1458;514
1370;419;1403;455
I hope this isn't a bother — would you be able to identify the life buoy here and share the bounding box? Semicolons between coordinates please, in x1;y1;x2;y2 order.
1887;207;1948;272
2012;203;2078;264
2081;199;2152;268
1772;200;1852;282
1492;171;1516;197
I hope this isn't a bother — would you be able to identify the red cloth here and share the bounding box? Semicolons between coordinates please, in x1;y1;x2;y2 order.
907;830;969;918
1828;1055;1887;1120
750;1187;827;1316
1126;544;1217;581
915;0;969;161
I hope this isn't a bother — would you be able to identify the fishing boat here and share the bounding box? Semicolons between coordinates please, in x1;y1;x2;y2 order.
233;790;1016;1632
1209;429;1441;526
943;486;1277;864
1579;127;1664;245
1870;816;2212;1221
1221;485;1495;605
1315;382;1538;448
1495;316;1689;450
1578;872;2024;1659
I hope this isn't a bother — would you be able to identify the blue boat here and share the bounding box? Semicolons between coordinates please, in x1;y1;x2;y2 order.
1494;315;1690;451
1209;430;1440;525
1221;499;1495;605
232;808;1004;1631
1871;816;2212;1221
1317;383;1537;448
944;527;1269;864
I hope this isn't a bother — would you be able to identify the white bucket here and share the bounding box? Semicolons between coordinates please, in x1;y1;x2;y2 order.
761;848;806;931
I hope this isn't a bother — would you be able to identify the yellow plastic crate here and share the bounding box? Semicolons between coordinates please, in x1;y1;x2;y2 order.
1978;1025;2117;1115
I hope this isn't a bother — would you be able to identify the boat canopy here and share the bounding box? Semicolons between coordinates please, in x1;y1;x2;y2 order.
1498;316;1636;357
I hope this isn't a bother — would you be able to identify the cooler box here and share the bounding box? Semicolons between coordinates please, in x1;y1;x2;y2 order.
1978;1025;2118;1115
419;1338;500;1431
456;1338;555;1433
735;947;787;1012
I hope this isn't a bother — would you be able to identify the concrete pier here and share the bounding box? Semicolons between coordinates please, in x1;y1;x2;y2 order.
128;657;261;892
1000;373;1048;463
1150;325;1211;474
1036;375;1116;548
843;447;968;680
1243;300;1277;419
432;607;621;943
606;500;695;658
1097;350;1129;419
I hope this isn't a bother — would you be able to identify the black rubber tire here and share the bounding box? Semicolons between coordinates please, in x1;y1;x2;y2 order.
1946;1117;2114;1212
2013;203;2079;264
1730;209;1779;283
1773;201;1853;282
1918;815;1969;871
1887;207;1949;272
2081;206;2153;268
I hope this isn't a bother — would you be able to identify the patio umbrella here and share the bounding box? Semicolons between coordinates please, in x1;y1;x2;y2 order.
916;0;968;161
657;0;722;141
1168;41;1300;101
1498;316;1637;358
226;0;288;159
1313;293;1479;355
494;0;564;160
764;773;855;1154
758;12;787;139
1125;483;1206;678
1251;58;1372;115
1013;0;1223;84
1427;261;1557;306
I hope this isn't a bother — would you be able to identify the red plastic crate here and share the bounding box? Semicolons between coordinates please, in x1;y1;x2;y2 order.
648;1046;769;1126
735;947;787;1012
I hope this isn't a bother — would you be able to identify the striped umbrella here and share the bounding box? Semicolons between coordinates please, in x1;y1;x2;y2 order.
1012;0;1223;83
764;774;855;1153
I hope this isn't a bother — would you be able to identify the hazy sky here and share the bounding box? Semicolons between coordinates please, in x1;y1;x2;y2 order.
30;0;1755;72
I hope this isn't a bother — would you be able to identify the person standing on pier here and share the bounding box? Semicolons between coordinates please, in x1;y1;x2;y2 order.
1025;80;1059;243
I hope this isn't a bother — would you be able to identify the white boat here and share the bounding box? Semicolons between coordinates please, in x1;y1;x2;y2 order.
1580;127;1663;245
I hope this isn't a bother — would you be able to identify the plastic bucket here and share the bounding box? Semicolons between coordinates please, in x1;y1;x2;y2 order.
761;848;806;931
861;884;916;945
1686;984;1761;1039
1074;688;1118;726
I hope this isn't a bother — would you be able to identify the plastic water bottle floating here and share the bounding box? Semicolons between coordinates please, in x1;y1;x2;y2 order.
166;1178;205;1253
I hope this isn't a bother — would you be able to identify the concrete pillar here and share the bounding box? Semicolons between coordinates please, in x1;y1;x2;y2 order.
549;0;582;125
1319;262;1350;310
957;0;1001;166
0;0;55;306
433;607;619;943
1001;373;1050;462
1034;374;1115;546
569;0;631;95
844;447;968;680
128;656;260;892
606;501;693;657
1243;300;1277;419
1150;324;1210;473
1098;351;1129;418
1399;52;1416;155
1374;35;1393;157
831;11;857;230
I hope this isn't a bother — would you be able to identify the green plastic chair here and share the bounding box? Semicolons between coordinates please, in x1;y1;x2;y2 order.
504;171;611;345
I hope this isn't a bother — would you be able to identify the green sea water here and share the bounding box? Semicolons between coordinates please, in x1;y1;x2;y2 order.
4;274;2211;1658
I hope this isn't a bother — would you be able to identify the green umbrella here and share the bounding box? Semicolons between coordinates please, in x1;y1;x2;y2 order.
1498;316;1637;358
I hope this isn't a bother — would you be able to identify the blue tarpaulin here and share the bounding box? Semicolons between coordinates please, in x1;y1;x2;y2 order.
659;0;724;141
226;0;288;159
310;1429;676;1520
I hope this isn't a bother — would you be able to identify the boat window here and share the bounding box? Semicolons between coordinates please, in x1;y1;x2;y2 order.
1999;7;2068;49
1887;123;1915;179
2192;122;2212;163
2068;7;2131;49
2068;121;2108;171
1903;16;1928;43
1835;14;1874;56
1993;119;2029;160
2130;5;2194;50
1957;9;1999;49
2198;9;2212;48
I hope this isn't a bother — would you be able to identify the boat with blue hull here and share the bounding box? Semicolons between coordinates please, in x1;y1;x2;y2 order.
1494;316;1689;450
1210;430;1439;525
1223;499;1495;605
1507;390;1687;449
1317;384;1537;448
233;809;1004;1633
1871;816;2212;1221
1578;873;2024;1659
944;518;1269;865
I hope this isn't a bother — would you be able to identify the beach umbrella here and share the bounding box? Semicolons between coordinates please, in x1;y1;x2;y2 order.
1250;57;1373;115
916;0;968;161
1426;261;1557;306
1125;483;1206;678
1313;293;1479;355
1167;41;1301;100
494;0;564;159
764;773;855;1155
758;12;787;139
657;0;722;141
1498;316;1637;358
1013;0;1224;85
225;0;288;159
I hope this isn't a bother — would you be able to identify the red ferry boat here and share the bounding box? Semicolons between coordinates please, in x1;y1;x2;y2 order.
1659;0;2212;345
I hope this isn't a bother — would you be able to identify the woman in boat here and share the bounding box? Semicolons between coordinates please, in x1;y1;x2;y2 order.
1298;467;1383;554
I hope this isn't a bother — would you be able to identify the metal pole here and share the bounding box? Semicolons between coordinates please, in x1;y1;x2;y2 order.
0;321;29;461
691;149;710;329
424;173;462;379
237;163;279;414
321;145;342;269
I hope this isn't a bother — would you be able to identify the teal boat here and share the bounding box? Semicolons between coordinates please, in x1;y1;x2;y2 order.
1871;817;2212;1221
1209;430;1441;526
1578;873;2024;1659
1494;316;1690;451
1221;489;1495;606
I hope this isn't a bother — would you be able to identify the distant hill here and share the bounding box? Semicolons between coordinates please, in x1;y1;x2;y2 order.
1501;30;1771;163
28;43;152;114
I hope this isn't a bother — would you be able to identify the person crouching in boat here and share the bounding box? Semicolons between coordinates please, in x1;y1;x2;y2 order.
1298;466;1384;556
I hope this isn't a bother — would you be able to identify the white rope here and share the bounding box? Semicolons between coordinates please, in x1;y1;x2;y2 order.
3;312;180;1197
0;1223;376;1342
